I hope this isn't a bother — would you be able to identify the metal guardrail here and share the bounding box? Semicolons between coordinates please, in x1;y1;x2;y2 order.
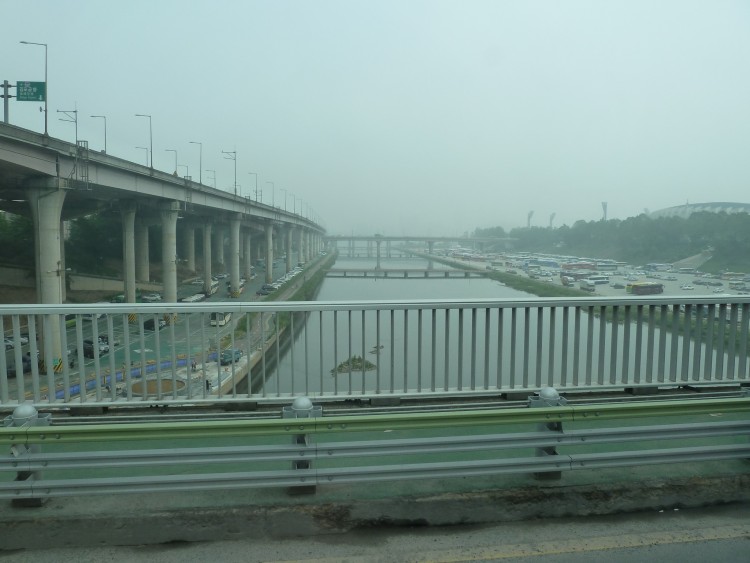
1;296;750;408
1;395;748;499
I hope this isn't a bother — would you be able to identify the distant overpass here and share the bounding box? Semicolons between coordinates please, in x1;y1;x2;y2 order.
324;234;513;259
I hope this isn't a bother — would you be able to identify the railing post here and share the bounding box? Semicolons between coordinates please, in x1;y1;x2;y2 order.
282;396;322;495
528;387;567;481
3;403;51;507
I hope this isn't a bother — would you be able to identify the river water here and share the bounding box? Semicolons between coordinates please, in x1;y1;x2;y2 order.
253;256;747;397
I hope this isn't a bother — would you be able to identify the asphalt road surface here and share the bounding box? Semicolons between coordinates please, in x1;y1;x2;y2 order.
4;503;748;562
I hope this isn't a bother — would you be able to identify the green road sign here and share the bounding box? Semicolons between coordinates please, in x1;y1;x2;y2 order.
16;81;46;101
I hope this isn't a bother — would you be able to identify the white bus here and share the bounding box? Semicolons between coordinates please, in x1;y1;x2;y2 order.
209;312;232;327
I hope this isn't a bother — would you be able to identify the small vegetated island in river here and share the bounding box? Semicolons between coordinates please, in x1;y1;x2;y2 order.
331;355;377;375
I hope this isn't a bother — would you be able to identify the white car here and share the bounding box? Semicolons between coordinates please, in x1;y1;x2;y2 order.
681;284;694;290
141;293;162;302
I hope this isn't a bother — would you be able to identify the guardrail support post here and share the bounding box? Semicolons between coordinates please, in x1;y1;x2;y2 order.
528;387;567;481
3;403;51;507
282;397;322;495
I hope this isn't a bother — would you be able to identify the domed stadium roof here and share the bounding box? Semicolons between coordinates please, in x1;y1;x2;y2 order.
649;202;750;219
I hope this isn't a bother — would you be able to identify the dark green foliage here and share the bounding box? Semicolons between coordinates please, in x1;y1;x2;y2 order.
65;214;123;274
0;214;35;269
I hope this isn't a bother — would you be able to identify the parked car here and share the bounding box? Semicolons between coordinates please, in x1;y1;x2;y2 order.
141;293;162;302
220;349;243;365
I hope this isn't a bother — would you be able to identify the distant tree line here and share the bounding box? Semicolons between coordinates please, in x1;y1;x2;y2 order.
476;212;750;272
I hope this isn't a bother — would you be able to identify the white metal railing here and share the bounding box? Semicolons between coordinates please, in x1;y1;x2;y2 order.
1;296;749;408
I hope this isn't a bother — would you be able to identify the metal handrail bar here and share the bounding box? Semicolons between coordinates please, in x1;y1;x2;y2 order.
3;396;749;445
3;420;748;473
2;444;749;499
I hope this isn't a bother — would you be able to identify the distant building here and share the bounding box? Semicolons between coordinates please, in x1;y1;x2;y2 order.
649;202;750;219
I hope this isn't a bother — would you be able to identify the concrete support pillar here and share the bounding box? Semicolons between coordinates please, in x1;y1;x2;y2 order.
387;240;392;258
286;228;293;273
229;214;241;297
213;226;225;272
184;223;196;272
160;201;180;303
375;238;382;270
306;232;312;262
121;201;137;303
135;219;150;283
28;184;66;365
59;220;67;303
265;223;274;284
202;222;213;294
298;228;304;266
244;231;253;280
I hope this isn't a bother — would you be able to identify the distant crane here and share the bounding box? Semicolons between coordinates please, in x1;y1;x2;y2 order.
527;210;534;228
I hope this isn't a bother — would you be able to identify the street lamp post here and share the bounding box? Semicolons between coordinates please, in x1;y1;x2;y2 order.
165;149;177;174
178;164;189;178
19;41;47;136
134;114;152;168
248;172;258;200
90;115;107;153
266;181;275;208
280;188;288;212
189;141;202;185
222;150;237;195
290;192;297;214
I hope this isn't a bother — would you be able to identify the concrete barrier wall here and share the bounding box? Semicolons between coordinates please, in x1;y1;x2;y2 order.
0;265;35;287
0;265;160;293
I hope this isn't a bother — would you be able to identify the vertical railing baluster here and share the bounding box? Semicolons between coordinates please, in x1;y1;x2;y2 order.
727;304;738;380
457;308;464;391
572;307;581;387
375;309;381;394
444;309;450;391
510;308;517;389
403;309;409;393
417;308;423;393
657;305;667;384
560;307;569;387
388;309;396;393
361;309;367;394
715;305;726;380
497;308;504;390
430;308;437;392
597;306;606;386
333;311;339;396
609;305;618;385
535;307;543;388
681;305;692;384
548;306;556;388
692;304;703;382
622;305;631;386
738;304;749;380
669;304;679;383
704;305;715;382
585;306;594;386
522;307;530;389
634;305;643;384
260;312;267;398
470;307;477;391
483;307;490;390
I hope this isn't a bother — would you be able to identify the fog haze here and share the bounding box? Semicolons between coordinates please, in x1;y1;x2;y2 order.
5;0;750;235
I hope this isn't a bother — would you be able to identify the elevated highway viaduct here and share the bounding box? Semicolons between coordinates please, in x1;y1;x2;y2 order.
0;122;324;359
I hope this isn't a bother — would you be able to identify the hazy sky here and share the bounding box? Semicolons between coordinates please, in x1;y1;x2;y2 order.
5;0;750;236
